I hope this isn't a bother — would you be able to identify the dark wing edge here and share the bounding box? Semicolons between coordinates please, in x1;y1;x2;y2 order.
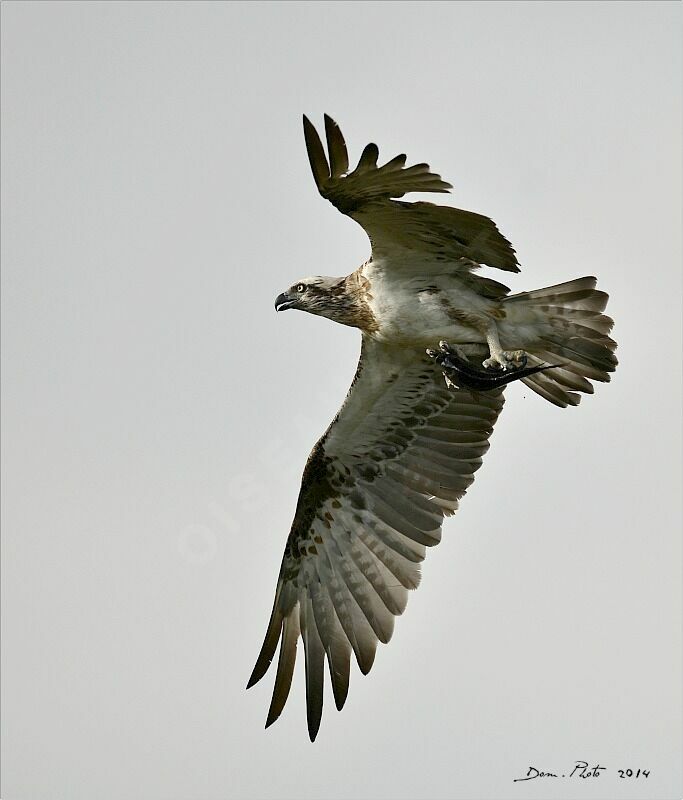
247;342;506;741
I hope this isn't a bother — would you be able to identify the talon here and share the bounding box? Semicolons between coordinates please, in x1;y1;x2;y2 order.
508;350;527;367
443;372;459;390
482;355;507;371
483;349;527;371
440;341;469;361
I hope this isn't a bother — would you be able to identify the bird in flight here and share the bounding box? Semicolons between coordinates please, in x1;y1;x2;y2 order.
248;114;617;741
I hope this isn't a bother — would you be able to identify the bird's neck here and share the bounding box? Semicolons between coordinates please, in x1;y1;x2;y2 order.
321;270;378;333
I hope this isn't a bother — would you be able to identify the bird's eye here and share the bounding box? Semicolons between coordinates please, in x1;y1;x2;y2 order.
296;283;306;293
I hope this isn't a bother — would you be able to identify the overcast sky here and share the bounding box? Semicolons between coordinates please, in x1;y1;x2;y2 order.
2;2;681;799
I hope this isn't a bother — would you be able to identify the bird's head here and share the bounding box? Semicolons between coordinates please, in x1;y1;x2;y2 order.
275;276;351;321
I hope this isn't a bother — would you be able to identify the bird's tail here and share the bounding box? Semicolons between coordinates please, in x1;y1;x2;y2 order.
500;276;617;407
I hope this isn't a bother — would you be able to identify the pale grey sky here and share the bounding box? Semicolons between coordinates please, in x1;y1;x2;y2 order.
1;2;681;799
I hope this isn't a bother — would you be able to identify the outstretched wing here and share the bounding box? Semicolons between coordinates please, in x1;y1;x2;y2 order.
247;339;505;741
303;114;519;273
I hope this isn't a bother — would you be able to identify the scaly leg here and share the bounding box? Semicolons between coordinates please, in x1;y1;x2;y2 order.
482;321;526;371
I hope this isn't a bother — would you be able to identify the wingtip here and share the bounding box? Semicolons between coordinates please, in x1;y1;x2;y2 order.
307;722;321;742
358;657;375;676
323;112;341;134
302;113;331;188
266;711;320;742
333;692;348;712
245;672;259;690
264;712;279;730
246;653;275;690
246;660;263;689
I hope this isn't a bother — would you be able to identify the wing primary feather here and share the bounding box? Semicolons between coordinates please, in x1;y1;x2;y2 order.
378;153;407;172
354;142;380;173
302;115;330;190
309;578;352;711
327;639;351;711
324;114;349;178
265;609;300;728
247;591;284;689
301;595;325;741
399;163;435;177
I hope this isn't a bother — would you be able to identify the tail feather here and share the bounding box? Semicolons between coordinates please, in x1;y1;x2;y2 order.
520;366;582;407
540;334;617;372
533;359;595;394
502;276;617;408
533;354;595;392
534;307;615;335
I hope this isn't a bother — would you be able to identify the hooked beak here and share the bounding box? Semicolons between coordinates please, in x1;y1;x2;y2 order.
275;292;297;312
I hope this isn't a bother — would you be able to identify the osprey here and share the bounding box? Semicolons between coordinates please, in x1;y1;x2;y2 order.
248;115;617;741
